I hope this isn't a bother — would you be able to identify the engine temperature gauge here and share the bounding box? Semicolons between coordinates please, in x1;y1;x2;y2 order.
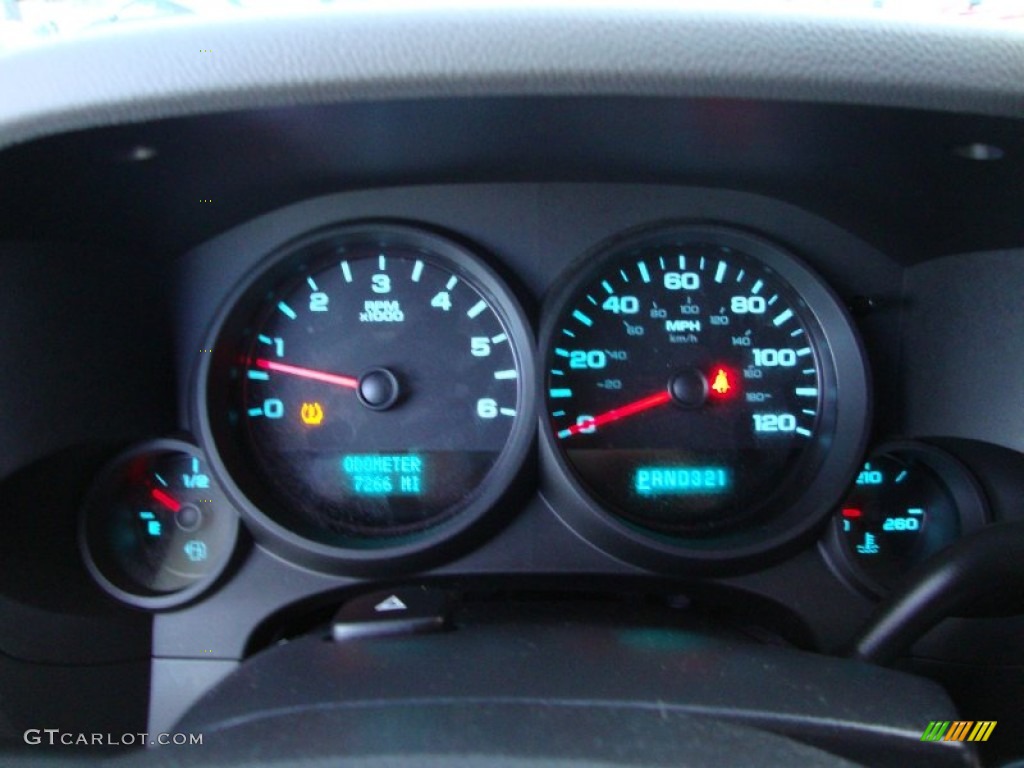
825;442;987;596
80;439;238;609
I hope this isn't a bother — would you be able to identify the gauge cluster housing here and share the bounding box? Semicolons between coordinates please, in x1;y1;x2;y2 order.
177;185;889;575
184;207;874;579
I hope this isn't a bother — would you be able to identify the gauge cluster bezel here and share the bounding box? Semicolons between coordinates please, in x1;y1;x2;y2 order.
194;221;538;577
190;216;877;577
168;185;900;588
67;185;1017;678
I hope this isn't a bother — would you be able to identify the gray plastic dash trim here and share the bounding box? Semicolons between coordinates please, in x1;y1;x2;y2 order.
1;7;1023;152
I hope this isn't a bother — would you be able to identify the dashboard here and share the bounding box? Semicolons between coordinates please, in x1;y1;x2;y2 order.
1;8;1024;768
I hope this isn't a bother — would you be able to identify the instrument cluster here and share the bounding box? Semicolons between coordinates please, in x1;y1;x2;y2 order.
75;192;991;611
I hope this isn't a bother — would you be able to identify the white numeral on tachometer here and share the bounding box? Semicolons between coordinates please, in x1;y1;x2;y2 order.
309;292;329;312
257;335;286;358
471;337;491;357
430;291;452;311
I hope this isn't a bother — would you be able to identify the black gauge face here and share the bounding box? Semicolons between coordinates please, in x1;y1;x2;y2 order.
828;444;988;596
80;441;238;609
542;226;857;538
202;225;533;556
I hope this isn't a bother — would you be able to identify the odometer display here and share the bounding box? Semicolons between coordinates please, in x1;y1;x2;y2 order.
543;226;858;537
201;225;534;560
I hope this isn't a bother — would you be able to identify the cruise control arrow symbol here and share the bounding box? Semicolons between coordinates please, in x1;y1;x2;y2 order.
374;595;408;613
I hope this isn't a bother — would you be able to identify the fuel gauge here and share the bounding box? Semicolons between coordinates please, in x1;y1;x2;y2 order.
825;442;987;597
80;439;238;609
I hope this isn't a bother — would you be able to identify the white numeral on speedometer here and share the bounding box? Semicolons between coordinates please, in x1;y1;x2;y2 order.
731;295;766;314
752;348;797;367
752;413;797;433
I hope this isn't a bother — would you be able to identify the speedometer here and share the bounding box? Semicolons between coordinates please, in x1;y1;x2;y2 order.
540;225;869;567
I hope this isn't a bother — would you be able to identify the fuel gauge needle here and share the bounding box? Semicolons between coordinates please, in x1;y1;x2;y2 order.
253;358;358;390
151;488;182;513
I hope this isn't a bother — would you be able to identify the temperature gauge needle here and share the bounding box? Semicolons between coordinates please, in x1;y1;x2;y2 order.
558;390;672;439
254;358;358;390
151;488;182;513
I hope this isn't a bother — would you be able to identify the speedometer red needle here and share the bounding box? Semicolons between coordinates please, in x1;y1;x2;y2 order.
558;390;672;438
254;358;358;390
151;488;182;513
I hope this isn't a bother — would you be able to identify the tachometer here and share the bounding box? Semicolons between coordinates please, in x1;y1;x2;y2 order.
540;225;869;569
198;224;534;573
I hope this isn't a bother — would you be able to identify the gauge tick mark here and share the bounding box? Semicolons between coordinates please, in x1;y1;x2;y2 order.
772;308;793;326
573;309;593;327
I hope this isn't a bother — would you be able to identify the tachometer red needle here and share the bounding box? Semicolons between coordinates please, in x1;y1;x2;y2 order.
254;358;358;389
151;488;182;513
558;390;672;438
